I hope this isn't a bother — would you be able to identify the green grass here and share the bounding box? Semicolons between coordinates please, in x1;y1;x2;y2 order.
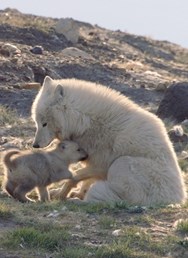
56;247;95;258
178;159;188;173
64;200;130;214
2;222;70;252
98;215;115;229
176;219;188;234
0;202;13;219
95;227;178;258
0;197;187;258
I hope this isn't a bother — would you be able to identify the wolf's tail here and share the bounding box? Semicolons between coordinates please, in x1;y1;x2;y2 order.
3;150;20;169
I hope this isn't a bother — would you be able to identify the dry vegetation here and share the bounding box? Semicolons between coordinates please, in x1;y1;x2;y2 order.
0;8;56;33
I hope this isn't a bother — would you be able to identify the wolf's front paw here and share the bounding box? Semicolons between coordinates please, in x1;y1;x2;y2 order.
50;180;76;200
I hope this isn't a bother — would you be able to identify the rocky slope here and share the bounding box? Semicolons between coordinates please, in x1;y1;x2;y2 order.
1;8;188;117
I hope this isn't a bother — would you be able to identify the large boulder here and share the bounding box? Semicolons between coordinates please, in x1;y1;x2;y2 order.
156;82;188;122
55;18;80;43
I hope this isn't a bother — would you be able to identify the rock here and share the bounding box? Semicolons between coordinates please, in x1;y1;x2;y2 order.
112;229;123;236
46;210;60;218
55;18;80;43
62;47;94;60
178;151;188;159
155;82;168;92
144;70;161;78
168;125;188;152
181;119;188;127
124;60;144;71
20;82;41;89
31;65;46;84
0;43;21;57
30;45;43;55
156;82;188;122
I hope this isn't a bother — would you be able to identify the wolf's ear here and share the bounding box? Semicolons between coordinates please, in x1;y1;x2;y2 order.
43;76;53;84
42;76;54;92
54;84;64;99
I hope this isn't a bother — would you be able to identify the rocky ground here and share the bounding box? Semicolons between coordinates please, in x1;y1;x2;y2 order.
0;8;188;258
1;8;188;117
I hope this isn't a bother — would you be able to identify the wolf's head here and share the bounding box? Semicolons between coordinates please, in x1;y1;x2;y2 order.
31;76;90;148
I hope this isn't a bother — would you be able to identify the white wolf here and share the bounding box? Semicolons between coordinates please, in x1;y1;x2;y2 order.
31;76;187;206
2;140;88;202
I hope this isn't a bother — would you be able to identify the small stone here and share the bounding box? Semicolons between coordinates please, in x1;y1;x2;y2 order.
46;210;60;218
156;82;168;92
30;46;43;55
75;224;81;229
112;229;123;236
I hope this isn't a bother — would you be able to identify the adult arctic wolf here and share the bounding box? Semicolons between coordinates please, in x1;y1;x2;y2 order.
31;76;187;206
2;140;88;202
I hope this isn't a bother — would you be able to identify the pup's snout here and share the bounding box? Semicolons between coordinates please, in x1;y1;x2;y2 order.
33;143;40;148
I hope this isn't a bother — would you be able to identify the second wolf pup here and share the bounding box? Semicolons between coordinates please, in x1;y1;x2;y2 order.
2;140;88;202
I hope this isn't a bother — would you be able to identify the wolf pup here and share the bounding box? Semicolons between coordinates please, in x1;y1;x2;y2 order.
2;140;88;202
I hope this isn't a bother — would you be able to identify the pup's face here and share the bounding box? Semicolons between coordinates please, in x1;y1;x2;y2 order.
58;141;88;162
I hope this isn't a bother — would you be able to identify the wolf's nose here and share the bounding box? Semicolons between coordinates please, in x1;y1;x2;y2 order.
80;154;88;161
33;143;40;148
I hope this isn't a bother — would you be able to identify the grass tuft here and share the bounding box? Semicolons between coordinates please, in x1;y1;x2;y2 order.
0;105;19;126
98;215;115;229
2;224;70;252
176;219;188;234
0;202;13;219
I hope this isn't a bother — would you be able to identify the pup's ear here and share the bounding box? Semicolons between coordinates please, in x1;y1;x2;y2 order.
54;84;64;98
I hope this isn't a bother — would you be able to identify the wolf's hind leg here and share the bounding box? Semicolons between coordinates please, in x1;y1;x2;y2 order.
3;180;16;198
37;186;49;201
13;184;35;202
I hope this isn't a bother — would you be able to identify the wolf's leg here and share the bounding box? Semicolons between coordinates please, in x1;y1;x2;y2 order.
49;165;101;200
68;178;97;200
85;156;186;205
13;184;35;202
50;180;76;200
50;167;106;201
37;186;50;201
84;157;151;203
84;180;122;203
3;180;16;198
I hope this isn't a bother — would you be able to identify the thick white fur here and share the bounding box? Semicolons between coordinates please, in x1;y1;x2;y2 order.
31;76;187;206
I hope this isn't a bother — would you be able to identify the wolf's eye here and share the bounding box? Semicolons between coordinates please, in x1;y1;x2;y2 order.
77;148;81;152
42;123;47;127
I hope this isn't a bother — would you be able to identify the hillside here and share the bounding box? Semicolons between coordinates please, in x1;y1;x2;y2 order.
0;8;188;258
1;8;188;116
